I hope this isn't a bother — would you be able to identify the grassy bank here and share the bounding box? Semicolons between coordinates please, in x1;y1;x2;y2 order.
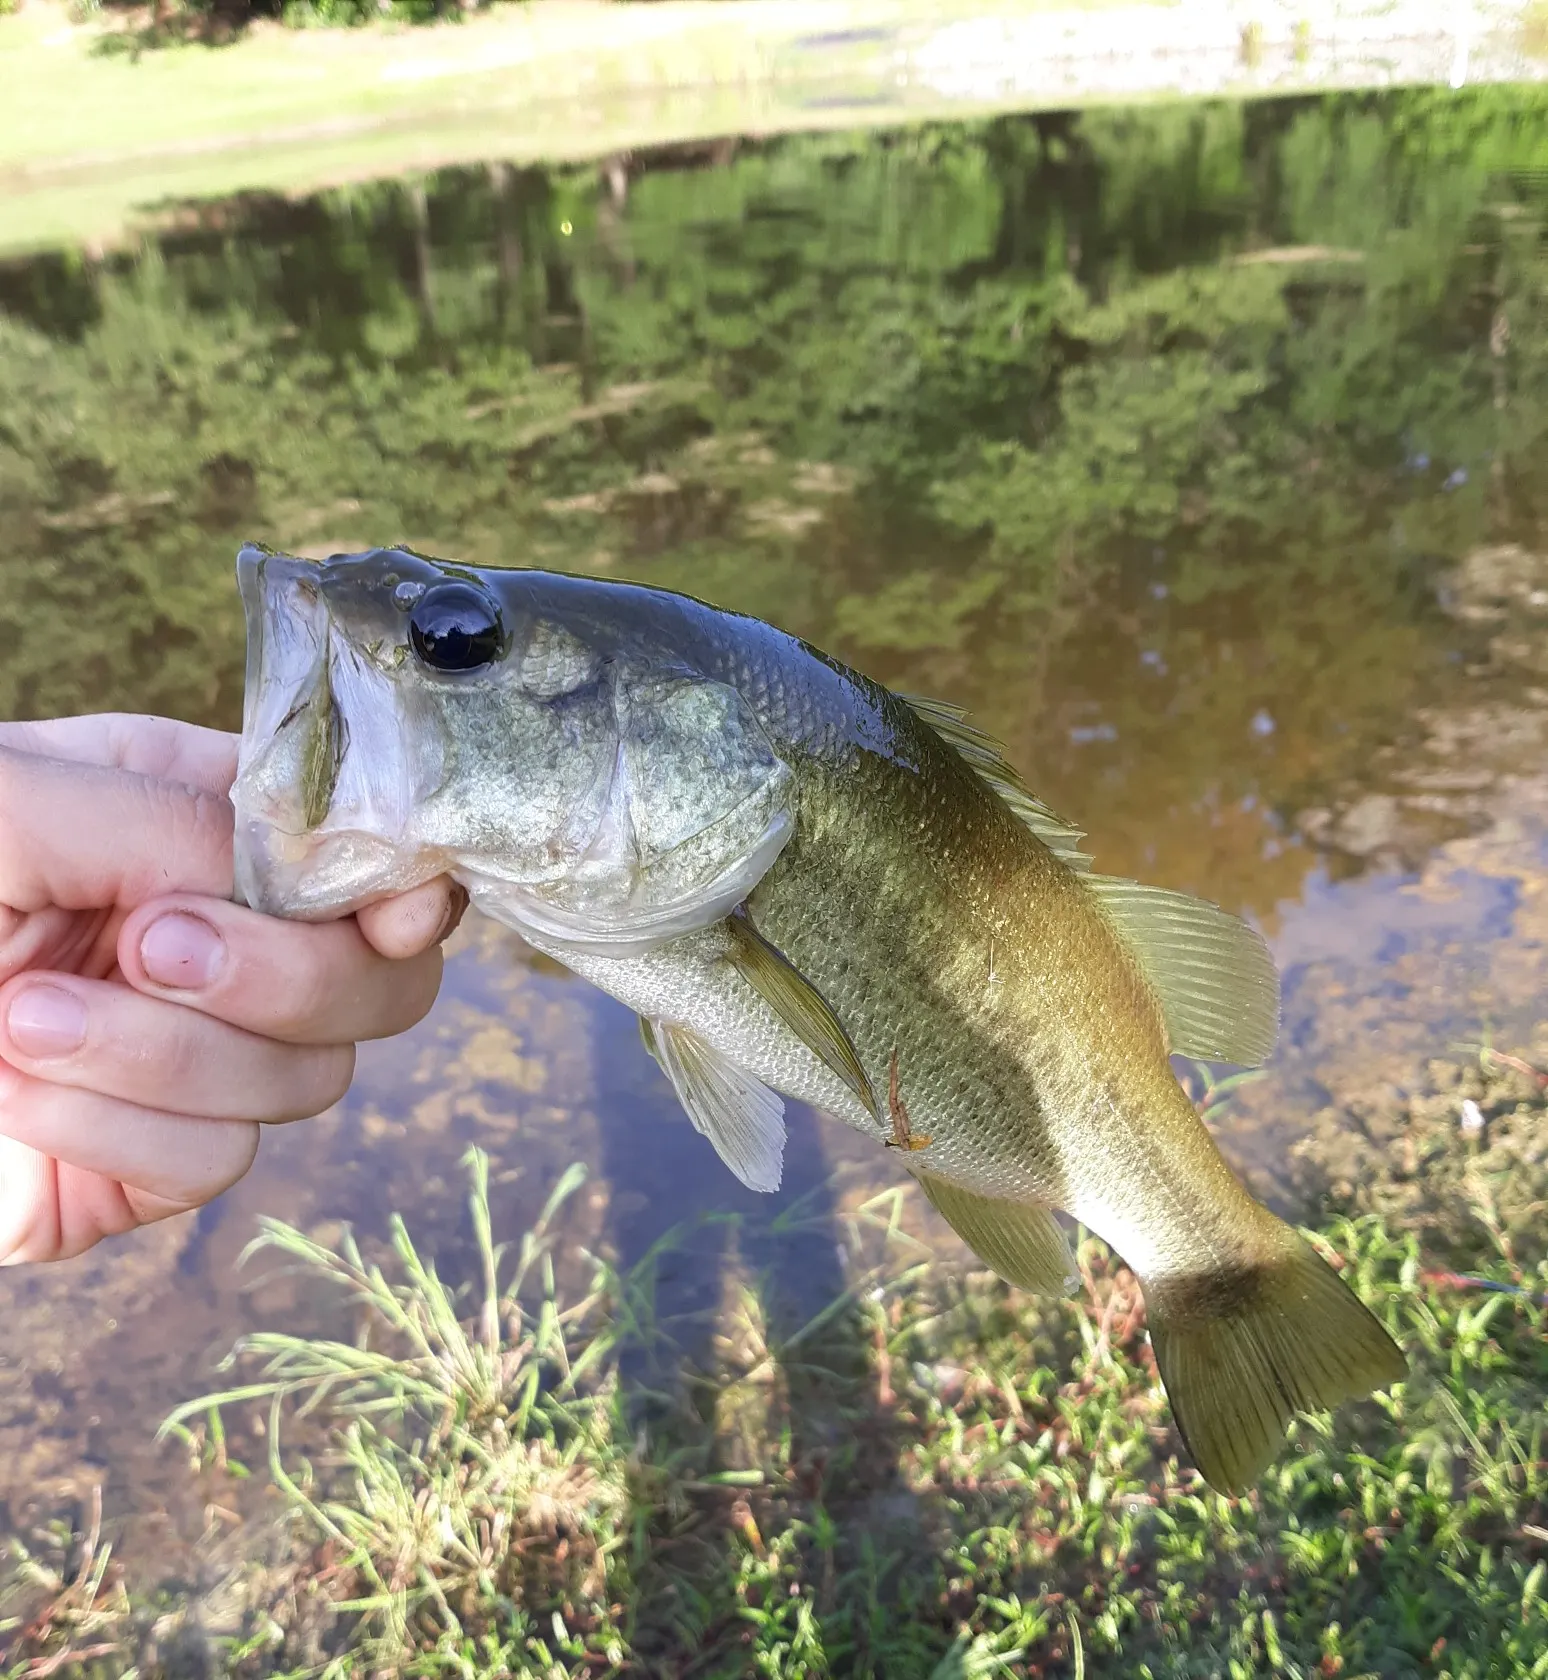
4;1049;1546;1678
4;0;1546;257
0;0;1152;259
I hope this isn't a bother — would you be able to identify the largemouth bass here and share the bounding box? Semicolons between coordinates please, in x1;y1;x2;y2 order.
231;542;1406;1493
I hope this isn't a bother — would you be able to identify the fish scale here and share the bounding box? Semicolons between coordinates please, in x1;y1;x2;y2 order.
232;542;1408;1494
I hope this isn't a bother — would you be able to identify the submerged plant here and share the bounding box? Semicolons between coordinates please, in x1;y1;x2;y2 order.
0;1491;134;1680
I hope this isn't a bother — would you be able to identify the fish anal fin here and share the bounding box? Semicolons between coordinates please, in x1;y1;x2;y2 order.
897;692;1093;871
649;1019;787;1194
1088;875;1280;1067
917;1171;1077;1298
1145;1231;1408;1494
725;907;879;1119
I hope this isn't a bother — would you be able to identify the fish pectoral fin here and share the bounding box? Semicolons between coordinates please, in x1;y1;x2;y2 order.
1144;1230;1408;1495
724;907;879;1120
916;1172;1077;1298
1086;876;1280;1067
648;1019;787;1194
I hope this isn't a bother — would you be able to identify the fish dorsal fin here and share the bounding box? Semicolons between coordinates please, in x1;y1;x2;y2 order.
897;693;1093;872
644;1018;787;1193
895;691;1277;1067
1087;876;1280;1067
724;907;879;1120
916;1172;1078;1298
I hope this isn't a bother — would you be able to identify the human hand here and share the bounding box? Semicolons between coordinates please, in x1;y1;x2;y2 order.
0;714;464;1264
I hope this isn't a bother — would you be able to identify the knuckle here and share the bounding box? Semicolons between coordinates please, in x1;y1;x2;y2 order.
309;1044;356;1116
135;1119;260;1212
217;914;342;1039
138;781;234;899
270;1044;355;1123
147;1014;212;1094
404;952;444;1028
376;950;442;1039
202;1120;260;1195
270;933;346;1039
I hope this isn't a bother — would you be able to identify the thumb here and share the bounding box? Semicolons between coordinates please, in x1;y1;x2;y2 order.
0;747;234;914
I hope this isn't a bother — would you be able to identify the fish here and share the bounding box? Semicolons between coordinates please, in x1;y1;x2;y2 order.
230;541;1407;1494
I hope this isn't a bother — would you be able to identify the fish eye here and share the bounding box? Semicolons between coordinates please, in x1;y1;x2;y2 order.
407;583;505;673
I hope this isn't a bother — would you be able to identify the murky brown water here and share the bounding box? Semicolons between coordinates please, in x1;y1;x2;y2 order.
3;89;1548;1563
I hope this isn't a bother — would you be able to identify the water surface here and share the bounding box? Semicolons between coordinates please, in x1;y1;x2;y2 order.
3;88;1548;1558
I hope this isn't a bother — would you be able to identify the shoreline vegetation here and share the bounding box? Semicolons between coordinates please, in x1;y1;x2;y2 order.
3;0;1548;257
5;39;1548;1680
3;1047;1546;1677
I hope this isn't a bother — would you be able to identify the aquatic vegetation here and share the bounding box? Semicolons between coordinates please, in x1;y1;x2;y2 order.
7;1057;1544;1679
0;1494;134;1680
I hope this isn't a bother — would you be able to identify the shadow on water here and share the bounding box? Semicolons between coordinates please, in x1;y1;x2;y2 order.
3;86;1548;1615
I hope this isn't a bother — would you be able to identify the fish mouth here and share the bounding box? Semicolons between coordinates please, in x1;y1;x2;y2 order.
232;544;432;918
231;546;343;912
235;546;341;829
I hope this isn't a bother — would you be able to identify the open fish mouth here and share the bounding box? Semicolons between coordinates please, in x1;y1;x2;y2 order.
230;543;434;918
235;546;343;837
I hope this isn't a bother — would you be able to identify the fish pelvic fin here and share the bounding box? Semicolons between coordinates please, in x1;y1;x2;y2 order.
917;1172;1078;1298
647;1018;787;1194
1144;1228;1407;1495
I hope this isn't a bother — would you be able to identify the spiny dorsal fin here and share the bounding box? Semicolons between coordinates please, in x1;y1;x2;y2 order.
646;1018;787;1193
1088;876;1280;1067
916;1171;1078;1298
897;692;1093;871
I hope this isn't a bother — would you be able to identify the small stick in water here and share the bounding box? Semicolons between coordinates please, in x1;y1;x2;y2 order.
885;1046;932;1151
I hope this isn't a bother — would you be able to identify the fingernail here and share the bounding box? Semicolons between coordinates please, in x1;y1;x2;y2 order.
437;884;470;946
141;913;226;990
6;985;88;1058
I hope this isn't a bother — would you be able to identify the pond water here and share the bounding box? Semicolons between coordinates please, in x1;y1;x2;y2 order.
3;88;1548;1568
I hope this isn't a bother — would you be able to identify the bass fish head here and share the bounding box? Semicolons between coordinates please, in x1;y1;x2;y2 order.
230;544;794;952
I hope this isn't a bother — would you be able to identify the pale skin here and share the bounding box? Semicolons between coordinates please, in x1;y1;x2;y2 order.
0;713;464;1265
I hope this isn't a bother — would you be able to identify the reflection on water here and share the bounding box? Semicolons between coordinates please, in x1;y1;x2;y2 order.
3;88;1548;1550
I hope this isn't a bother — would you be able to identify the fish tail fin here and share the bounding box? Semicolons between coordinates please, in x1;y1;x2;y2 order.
1143;1224;1407;1494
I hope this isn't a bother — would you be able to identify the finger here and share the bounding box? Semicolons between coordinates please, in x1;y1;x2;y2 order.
117;897;444;1045
0;1062;258;1217
357;878;468;961
0;974;355;1123
0;903;111;986
0;1134;63;1264
0;715;239;795
0;749;234;914
0;1140;152;1265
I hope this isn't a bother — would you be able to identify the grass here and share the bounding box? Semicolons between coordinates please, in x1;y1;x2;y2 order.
4;1051;1548;1678
6;0;1545;259
0;0;1143;259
